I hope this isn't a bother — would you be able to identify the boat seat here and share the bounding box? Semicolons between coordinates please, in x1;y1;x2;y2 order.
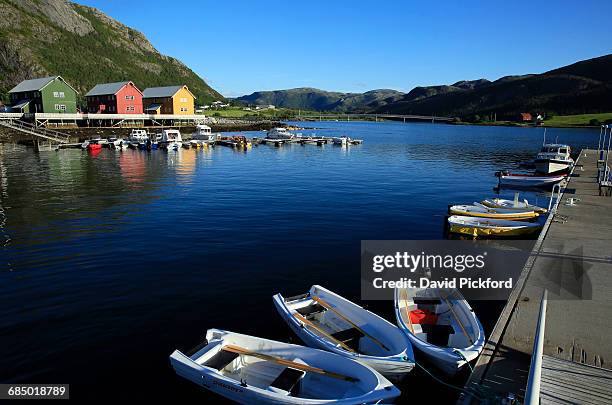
270;367;305;395
414;298;441;305
331;328;364;351
296;303;326;318
421;324;455;347
205;349;239;371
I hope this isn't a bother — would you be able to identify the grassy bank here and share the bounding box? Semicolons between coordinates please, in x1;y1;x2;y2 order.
543;113;612;127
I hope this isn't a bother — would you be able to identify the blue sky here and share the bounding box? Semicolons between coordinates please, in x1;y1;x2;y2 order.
75;0;612;97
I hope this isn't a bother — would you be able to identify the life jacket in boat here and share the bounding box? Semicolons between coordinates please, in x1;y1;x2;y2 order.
409;309;438;325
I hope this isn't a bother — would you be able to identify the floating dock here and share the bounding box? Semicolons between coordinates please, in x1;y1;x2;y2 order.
460;149;612;404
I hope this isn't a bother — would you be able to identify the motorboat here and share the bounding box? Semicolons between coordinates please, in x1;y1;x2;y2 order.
394;287;484;375
534;144;573;174
159;129;182;150
333;136;348;146
108;137;126;149
128;129;149;142
273;285;415;381
447;215;543;237
191;124;216;146
169;329;401;404
266;127;295;140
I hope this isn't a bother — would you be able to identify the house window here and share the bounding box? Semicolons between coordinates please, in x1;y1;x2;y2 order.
59;92;65;98
126;106;135;111
54;104;66;111
180;107;188;112
180;97;188;103
125;95;134;100
53;91;59;97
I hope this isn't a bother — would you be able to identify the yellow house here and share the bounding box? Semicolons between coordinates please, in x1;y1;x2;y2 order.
142;85;195;115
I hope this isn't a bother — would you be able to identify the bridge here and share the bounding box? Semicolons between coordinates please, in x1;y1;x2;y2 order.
290;113;455;123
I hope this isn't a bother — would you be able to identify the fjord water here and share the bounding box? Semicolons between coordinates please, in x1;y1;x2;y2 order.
0;122;599;402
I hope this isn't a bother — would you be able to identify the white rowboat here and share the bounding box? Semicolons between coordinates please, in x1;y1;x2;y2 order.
497;172;566;188
481;198;547;214
394;287;485;375
273;285;415;381
170;329;400;404
449;203;538;220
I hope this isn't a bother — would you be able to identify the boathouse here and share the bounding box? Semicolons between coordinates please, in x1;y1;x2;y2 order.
85;81;143;114
142;85;195;115
8;76;78;113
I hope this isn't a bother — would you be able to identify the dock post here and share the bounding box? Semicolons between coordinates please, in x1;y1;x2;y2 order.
524;289;547;405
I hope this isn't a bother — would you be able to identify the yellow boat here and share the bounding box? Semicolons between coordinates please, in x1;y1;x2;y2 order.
448;215;543;237
449;204;539;220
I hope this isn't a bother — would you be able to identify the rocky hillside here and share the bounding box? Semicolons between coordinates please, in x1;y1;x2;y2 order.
375;55;612;119
235;87;404;112
0;0;222;104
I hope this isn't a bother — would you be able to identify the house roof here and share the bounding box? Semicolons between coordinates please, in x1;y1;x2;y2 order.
9;76;77;94
85;81;141;97
142;85;195;99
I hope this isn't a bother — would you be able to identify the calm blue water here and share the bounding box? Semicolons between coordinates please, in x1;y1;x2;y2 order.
0;121;599;402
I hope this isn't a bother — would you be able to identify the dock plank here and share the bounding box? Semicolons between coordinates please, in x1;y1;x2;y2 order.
460;149;612;404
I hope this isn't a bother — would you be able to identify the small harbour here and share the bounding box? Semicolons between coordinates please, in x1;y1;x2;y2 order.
0;121;600;402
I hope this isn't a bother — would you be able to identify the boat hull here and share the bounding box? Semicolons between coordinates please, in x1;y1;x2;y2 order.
534;159;572;174
448;215;542;237
499;174;565;188
393;289;485;375
170;329;400;405
273;287;415;381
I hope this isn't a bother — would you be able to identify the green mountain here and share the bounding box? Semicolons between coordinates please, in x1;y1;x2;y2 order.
0;0;222;105
235;87;404;112
375;55;612;119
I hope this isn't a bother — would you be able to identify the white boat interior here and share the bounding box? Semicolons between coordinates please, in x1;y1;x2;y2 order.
395;288;479;350
170;329;398;402
281;287;409;358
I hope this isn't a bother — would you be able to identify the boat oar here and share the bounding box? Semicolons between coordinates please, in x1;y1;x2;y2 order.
440;292;474;346
293;312;356;353
401;289;415;334
311;296;390;352
222;344;359;382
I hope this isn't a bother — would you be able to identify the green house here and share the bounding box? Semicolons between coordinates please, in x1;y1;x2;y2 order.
8;76;78;113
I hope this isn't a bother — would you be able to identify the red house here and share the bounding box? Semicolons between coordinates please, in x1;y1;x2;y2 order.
85;81;143;114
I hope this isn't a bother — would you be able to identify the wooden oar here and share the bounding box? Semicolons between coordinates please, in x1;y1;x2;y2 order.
401;289;415;334
222;344;359;382
311;296;390;352
440;292;474;345
293;312;355;353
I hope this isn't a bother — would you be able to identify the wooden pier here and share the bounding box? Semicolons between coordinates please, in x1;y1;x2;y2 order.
460;149;612;404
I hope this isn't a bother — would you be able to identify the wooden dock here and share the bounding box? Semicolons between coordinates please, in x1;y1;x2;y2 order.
460;149;612;404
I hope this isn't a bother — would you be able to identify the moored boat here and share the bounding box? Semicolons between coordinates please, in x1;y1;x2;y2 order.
169;328;401;404
534;143;573;174
448;203;539;220
266;127;295;140
481;197;547;214
273;285;415;381
159;129;182;150
447;215;543;237
496;171;566;188
394;287;485;375
128;129;149;142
